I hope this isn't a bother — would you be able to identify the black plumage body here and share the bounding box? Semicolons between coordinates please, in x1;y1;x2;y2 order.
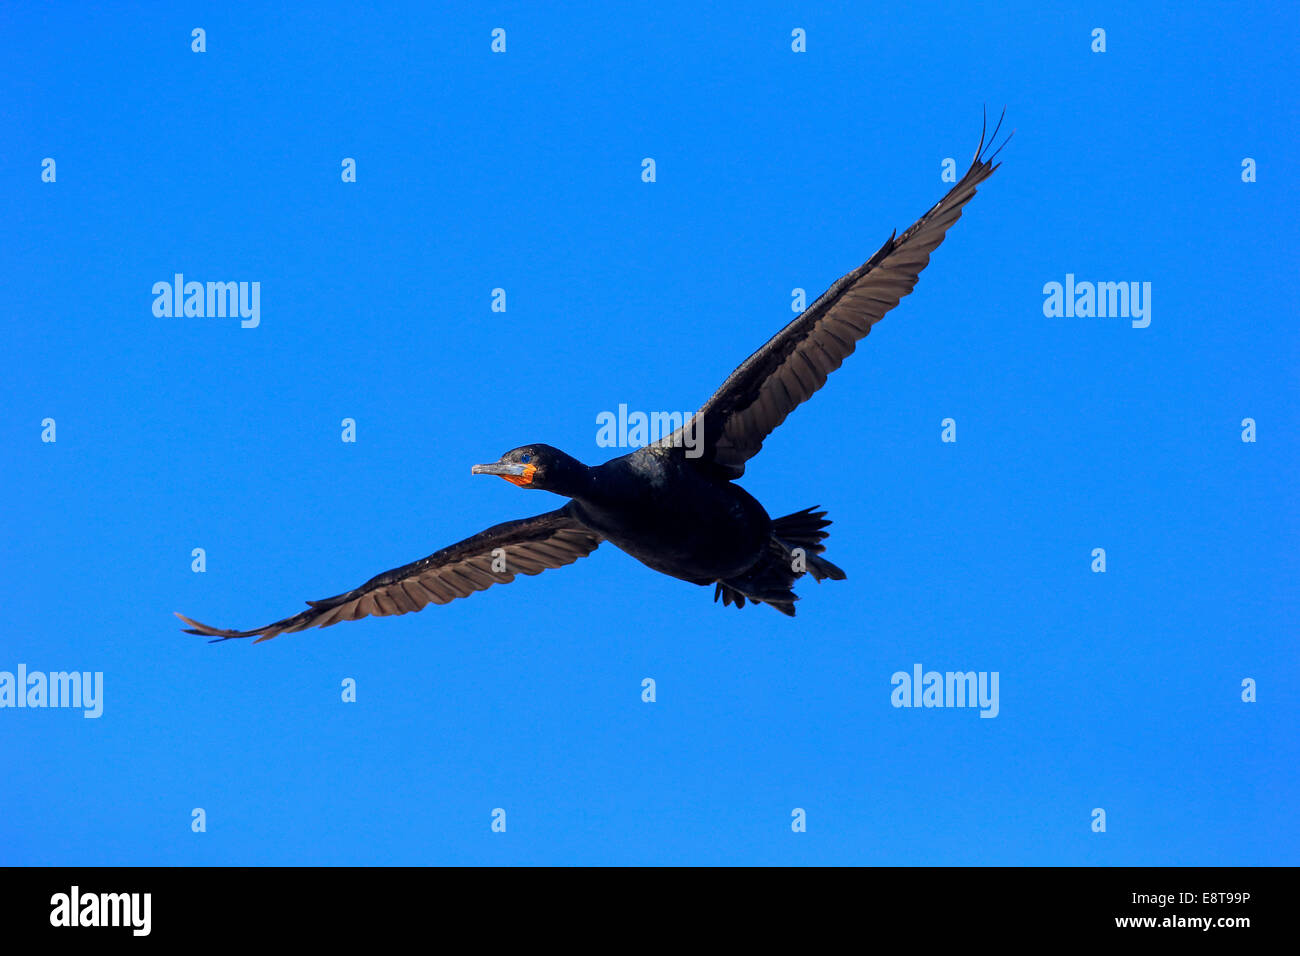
568;446;772;584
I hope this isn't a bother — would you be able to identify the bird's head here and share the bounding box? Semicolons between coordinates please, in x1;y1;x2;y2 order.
472;444;588;496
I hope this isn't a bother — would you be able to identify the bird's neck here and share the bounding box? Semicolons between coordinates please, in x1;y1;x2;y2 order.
545;453;596;500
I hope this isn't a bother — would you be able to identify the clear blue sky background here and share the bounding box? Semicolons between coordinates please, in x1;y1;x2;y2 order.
2;1;1295;865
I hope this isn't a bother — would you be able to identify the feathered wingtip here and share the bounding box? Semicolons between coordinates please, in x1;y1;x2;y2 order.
174;611;263;644
974;105;1015;171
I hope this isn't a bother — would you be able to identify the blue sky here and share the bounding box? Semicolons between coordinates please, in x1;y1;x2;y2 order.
2;1;1295;865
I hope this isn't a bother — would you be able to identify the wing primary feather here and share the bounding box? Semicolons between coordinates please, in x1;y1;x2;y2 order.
177;508;602;643
657;118;1007;475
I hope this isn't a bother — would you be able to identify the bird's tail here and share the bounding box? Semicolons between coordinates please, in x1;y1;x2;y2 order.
770;507;847;582
713;507;846;616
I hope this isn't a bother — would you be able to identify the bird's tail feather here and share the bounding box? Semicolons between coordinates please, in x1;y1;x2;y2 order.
713;506;846;615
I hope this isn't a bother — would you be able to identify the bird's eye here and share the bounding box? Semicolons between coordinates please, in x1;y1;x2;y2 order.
520;454;531;464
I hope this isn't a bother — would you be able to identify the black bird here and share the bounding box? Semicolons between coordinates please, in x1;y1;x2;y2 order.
178;117;1009;643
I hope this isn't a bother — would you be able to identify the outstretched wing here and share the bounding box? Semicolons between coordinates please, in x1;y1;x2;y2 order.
664;115;1010;477
176;507;602;643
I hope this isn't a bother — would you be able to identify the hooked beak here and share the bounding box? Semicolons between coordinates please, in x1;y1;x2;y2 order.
472;458;538;487
471;460;527;477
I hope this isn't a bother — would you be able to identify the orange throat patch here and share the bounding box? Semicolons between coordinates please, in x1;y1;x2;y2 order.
501;463;537;487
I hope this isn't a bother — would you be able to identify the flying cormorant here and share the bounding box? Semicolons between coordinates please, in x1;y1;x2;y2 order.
178;116;1009;643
